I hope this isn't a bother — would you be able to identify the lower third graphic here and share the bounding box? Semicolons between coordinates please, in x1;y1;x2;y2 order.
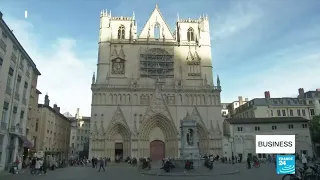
276;155;295;174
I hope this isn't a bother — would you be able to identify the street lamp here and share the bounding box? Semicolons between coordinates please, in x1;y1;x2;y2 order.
228;137;234;164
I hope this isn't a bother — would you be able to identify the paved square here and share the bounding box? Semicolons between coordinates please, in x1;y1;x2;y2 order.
2;163;283;180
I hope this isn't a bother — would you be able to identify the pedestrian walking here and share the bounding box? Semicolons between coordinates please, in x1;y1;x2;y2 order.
97;158;105;172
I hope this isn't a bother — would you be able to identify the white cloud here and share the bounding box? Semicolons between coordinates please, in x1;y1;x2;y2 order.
6;17;95;116
212;1;263;40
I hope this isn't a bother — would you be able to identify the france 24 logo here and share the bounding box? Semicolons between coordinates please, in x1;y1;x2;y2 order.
276;155;295;175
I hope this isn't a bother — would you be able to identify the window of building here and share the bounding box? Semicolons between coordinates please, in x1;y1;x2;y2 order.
35;120;39;132
302;124;308;128
117;25;125;39
16;75;21;94
282;110;286;116
7;67;14;88
277;110;281;116
72;136;75;139
272;126;277;130
255;126;260;131
237;127;243;131
77;136;79;140
297;109;301;116
309;100;313;105
154;23;160;39
23;82;28;99
187;27;194;41
19;111;24;124
288;124;294;129
12;106;17;124
302;109;306;116
289;110;293;116
270;110;273;117
310;109;315;116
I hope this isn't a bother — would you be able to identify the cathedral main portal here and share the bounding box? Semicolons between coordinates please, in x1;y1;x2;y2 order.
150;140;165;160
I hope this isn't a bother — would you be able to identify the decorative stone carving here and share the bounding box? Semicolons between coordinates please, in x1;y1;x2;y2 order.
140;95;149;105
110;45;118;60
119;45;126;59
190;107;206;127
110;106;129;127
167;95;175;105
142;85;173;123
111;58;125;74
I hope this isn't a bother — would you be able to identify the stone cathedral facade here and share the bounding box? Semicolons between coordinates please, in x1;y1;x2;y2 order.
89;5;223;160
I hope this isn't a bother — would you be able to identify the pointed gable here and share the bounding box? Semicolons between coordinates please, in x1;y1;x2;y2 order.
190;107;205;126
139;5;174;39
142;85;174;122
110;106;129;127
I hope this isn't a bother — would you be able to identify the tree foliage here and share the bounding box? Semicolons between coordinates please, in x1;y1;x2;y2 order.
310;115;320;143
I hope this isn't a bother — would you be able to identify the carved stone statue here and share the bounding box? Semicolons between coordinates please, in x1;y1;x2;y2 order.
186;129;194;146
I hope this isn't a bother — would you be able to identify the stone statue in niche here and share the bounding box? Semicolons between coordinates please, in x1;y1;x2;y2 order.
186;129;194;146
112;58;125;74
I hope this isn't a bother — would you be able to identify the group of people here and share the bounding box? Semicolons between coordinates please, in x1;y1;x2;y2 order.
29;157;47;175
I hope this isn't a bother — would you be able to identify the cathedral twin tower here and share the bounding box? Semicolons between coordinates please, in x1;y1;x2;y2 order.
90;5;223;160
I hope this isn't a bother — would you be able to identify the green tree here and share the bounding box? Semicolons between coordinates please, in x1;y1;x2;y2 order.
310;115;320;143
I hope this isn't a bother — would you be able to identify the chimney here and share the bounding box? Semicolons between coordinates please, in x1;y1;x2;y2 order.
298;88;304;98
0;11;3;20
245;98;249;101
238;96;243;105
53;104;58;111
316;88;320;92
264;91;270;98
44;94;50;106
57;107;60;112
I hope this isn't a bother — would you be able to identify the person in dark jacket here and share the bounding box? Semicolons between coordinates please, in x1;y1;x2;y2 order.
247;155;251;169
97;158;105;172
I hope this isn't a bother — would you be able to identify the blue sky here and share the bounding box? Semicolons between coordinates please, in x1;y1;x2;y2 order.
1;0;320;116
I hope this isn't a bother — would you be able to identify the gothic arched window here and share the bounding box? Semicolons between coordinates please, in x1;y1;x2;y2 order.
187;27;194;41
154;23;160;39
118;25;125;39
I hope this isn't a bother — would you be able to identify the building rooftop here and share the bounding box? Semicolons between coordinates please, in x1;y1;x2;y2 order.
225;117;309;124
38;104;71;122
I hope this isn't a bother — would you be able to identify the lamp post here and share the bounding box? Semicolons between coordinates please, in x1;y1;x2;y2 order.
228;137;234;164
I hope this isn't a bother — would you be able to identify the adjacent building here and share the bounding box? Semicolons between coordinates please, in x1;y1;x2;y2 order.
0;12;41;171
36;95;71;160
69;108;90;159
223;117;313;160
226;96;249;118
90;5;223;160
221;103;229;117
232;91;314;120
300;88;320;116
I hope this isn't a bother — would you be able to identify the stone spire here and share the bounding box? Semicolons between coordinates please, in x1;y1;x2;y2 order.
217;75;220;87
92;72;95;84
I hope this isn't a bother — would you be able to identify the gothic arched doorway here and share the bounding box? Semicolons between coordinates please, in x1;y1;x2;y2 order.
150;140;165;160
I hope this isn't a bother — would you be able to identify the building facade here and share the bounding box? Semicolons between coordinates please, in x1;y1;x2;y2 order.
90;6;223;160
0;12;41;171
223;117;313;160
232;91;315;120
26;86;42;152
300;88;320;116
69;108;90;159
37;95;71;160
226;96;248;118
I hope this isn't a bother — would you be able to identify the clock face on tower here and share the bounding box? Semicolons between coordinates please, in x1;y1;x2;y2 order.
140;48;174;78
111;58;125;74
